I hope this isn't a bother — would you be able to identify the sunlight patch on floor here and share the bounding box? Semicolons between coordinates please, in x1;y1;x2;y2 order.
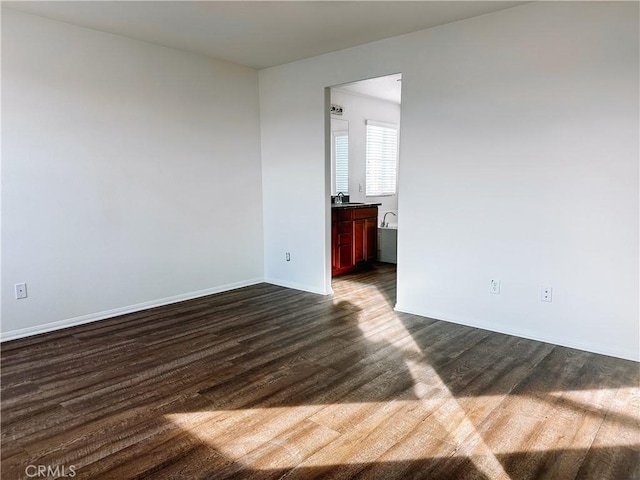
163;395;639;465
343;290;511;479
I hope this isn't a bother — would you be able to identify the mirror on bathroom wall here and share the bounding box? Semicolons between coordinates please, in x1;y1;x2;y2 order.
331;119;349;196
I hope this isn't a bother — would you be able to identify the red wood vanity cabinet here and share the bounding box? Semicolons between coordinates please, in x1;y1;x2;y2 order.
331;205;378;276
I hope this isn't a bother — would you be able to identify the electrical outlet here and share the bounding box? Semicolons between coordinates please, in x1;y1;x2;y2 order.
490;279;501;294
285;252;291;262
541;286;552;302
15;283;27;299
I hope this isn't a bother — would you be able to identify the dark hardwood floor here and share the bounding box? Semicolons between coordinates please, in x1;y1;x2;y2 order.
2;264;639;479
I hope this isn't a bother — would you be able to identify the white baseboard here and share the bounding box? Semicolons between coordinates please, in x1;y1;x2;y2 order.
264;277;331;296
1;278;264;343
394;303;639;363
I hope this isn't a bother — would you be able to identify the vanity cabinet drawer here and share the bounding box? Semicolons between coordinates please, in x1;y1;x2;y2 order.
353;207;378;220
338;233;352;246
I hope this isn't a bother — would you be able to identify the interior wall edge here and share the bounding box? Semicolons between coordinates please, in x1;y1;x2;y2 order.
264;277;332;296
0;277;264;343
394;304;640;363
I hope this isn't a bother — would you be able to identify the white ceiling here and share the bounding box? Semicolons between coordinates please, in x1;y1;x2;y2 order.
4;1;526;70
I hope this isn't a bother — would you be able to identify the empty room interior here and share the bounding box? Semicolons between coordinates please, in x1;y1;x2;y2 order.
1;1;639;479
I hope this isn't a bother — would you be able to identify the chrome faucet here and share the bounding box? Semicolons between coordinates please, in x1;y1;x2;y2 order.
381;211;396;227
336;192;345;204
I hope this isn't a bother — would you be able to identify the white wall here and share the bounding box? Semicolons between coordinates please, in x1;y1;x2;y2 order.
259;2;639;360
330;90;401;225
2;9;264;339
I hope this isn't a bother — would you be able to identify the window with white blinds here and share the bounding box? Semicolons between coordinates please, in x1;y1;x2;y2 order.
365;120;398;196
334;132;349;195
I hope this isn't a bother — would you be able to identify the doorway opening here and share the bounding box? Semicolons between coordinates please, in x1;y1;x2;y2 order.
326;73;402;299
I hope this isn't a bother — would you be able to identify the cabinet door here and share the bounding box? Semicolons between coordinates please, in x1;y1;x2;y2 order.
337;220;353;270
365;218;378;261
353;219;366;264
331;218;337;271
338;245;352;269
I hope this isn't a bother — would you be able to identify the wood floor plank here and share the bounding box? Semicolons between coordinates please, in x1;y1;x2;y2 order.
1;263;638;480
90;433;233;480
233;420;341;478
